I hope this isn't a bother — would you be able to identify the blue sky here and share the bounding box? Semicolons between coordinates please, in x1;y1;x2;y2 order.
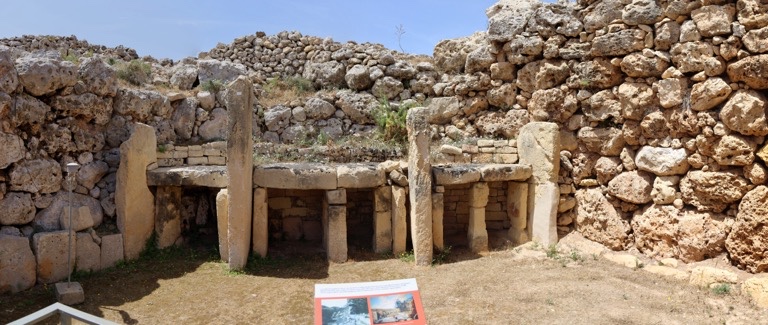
0;0;519;60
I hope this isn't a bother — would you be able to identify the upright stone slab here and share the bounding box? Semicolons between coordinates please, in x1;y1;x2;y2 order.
391;185;408;255
252;187;268;258
323;198;347;263
116;123;157;260
216;189;229;261
75;232;101;273
407;107;433;266
155;186;182;249
373;186;392;254
0;235;36;293
225;76;254;270
33;230;75;284
507;181;529;244
100;234;124;269
518;122;560;246
432;193;445;251
468;182;489;254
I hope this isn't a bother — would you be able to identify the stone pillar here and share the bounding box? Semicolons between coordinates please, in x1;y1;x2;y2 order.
432;191;444;251
155;186;182;249
373;186;392;254
391;185;408;255
0;235;36;293
116;123;157;261
518;122;561;246
215;189;228;261
407;107;432;266
225;76;254;270
507;181;529;245
32;230;75;284
100;234;124;270
323;189;347;263
468;182;489;254
252;187;268;258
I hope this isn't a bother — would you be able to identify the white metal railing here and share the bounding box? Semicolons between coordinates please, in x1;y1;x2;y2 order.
8;302;119;325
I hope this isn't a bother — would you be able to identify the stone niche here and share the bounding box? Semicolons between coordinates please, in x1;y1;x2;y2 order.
177;187;221;247
443;181;510;249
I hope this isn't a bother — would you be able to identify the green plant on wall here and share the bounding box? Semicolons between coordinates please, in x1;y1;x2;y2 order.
117;59;151;86
201;79;225;93
373;97;413;145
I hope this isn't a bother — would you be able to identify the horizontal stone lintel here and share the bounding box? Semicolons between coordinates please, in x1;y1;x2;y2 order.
433;164;532;185
147;166;228;188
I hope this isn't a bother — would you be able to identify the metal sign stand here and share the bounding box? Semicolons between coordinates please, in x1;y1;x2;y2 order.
54;162;85;305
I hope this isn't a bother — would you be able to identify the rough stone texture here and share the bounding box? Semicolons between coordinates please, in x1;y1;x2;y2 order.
0;235;36;293
591;28;646;57
689;266;738;287
373;186;392;254
519;122;560;246
32;230;75;284
432;192;444;251
713;134;757;166
323;204;347;263
0;48;19;93
691;4;736;37
216;189;229;261
197;59;247;84
252;188;268;257
303;61;346;89
620;52;669;78
475;109;530;139
225;77;254;270
690;78;732;111
198;108;229;141
9;158;63;194
325;189;346;205
479;164;532;182
528;88;578;123
407;107;433;266
727;54;768;89
337;163;386;188
0;192;35;226
577;127;625;156
743;26;768;53
345;65;372;90
433;165;481;185
335;91;377;124
743;277;768;308
507;181;529;244
0;132;25;169
391;185;408;255
670;42;715;74
574;188;630;250
155;186;181;249
720;90;768;136
116;123;157;261
680;170;750;213
468;183;489;254
738;0;768;29
635;146;690;176
148;166;228;188
60;206;95;232
651;176;679;205
100;234;123;269
75;232;100;272
15;54;77;96
486;0;539;43
304;97;336;120
253;163;337;189
35;191;103;232
726;186;768;273
426;96;462;125
77;161;109;189
607;171;653;204
622;0;662;25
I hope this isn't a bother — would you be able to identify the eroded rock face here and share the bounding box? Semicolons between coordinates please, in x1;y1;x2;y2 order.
728;54;768;89
0;235;36;293
0;48;18;93
690;78;732;111
607;171;654;204
0;132;25;169
78;57;117;96
15;54;77;96
33;191;104;232
345;65;372;90
712;134;757;166
635;146;690;176
50;93;113;125
197;59;246;84
336;91;377;124
720;90;768;136
528;88;578;122
304;98;336;120
9;159;62;194
303;61;346;89
726;186;768;273
516;59;570;93
680;170;750;212
691;4;736;37
0;192;36;226
475;109;530;138
577;127;625;156
433;32;486;73
574;188;631;250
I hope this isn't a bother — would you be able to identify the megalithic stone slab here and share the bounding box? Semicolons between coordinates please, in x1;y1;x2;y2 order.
33;230;75;284
407;107;432;266
116;123;157;261
155;186;182;249
391;185;408;255
528;181;559;245
507;181;529;244
373;186;392;254
468;207;489;254
216;189;229;261
470;182;489;208
324;205;347;263
225;76;254;270
252;187;268;258
0;234;36;293
519;122;561;246
75;232;101;273
432;192;445;251
100;234;123;270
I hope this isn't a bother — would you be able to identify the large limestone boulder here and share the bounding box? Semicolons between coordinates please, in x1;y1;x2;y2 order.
631;205;677;259
345;65;372;91
583;0;623;32
574;188;631;250
691;4;736;37
519;122;560;184
198;107;229;141
475;109;529;138
680;170;749;213
585;90;621;122
385;60;417;80
114;88;171;121
371;76;404;100
433;32;486;74
75;232;101;272
0;48;18;93
335;91;377;124
677;210;730;262
337;164;386;188
670;42;715;74
726;186;768;273
33;230;75;284
577;127;625;156
738;0;768;29
634;146;689;176
77;161;109;189
464;45;495;74
116;123;157;261
0;235;36;293
10;94;49;129
622;0;662;25
303;61;346;89
743;26;768;53
486;0;539;43
727;54;768;89
100;234;124;269
304;97;336;120
567;58;622;89
33;191;103;232
689;78;732;111
197;59;246;84
0;132;24;169
78;57;118;97
607;171;653;204
426;96;461;125
516;59;570;93
263;105;291;132
620;52;669;78
713;134;757;166
15;54;77;96
528;88;578;123
617;83;656;120
651;176;679;205
171;97;197;140
591;28;646;57
169;64;198;90
9;158;62;194
50;93;113;125
0;192;35;226
720;90;768;136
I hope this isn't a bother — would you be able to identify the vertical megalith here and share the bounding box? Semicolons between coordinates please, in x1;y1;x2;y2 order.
373;186;393;253
391;185;408;255
100;234;124;269
216;189;229;261
225;76;254;270
32;230;75;284
468;182;489;254
0;235;36;293
116;123;157;261
432;191;445;251
518;122;560;246
323;191;347;263
252;187;268;258
407;107;432;266
155;186;182;249
75;232;101;273
507;181;529;244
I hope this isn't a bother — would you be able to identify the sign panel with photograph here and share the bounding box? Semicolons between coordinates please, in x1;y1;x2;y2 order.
314;278;426;325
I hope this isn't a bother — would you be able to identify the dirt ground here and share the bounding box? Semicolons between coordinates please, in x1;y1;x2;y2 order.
2;234;766;325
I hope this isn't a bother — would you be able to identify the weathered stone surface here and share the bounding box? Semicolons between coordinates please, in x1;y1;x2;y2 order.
690;78;732;111
670;42;715;74
680;170;749;213
198;108;229;141
0;48;18;93
632;205;678;259
655;78;685;109
0;132;24;169
475;109;530;139
251;188;267;257
433;165;481;185
516;59;570;93
726;186;768;273
568;58;622;89
635;146;690;176
652;176;679;205
371;76;404;100
170;64;198;90
713;134;757;166
116;123;157;261
738;0;768;29
60;206;95;232
304;97;336;120
620;52;669;78
464;45;495;74
433;32;485;73
78;57;117;96
33;230;75;284
743;26;768;53
114;88;171;121
50;93;113;125
591;28;646;57
336;163;386;188
622;0;662;25
34;191;103;232
254;163;337;189
743;277;768;308
304;61;346;89
479;164;532;182
528;88;578;123
391;185;408;255
720;90;768;136
100;234;123;269
689;266;738;287
585;90;621;122
11;93;49;129
507;182;529;244
727;54;768;89
575;188;630;250
335;90;377;124
407;107;433;266
15;54;77;96
426;96;461;125
608;171;653;204
577;127;625;156
77;161;109;189
345;64;372;90
9;159;62;194
171;97;197;140
431;192;444;251
323;204;347;263
604;253;641;268
0;192;35;226
155;186;181;249
0;235;36;293
692;4;736;37
216;189;229;261
373;187;392;254
148;166;228;188
468;206;489;254
677;210;730;263
197;59;246;84
75;232;100;272
519;122;561;184
486;0;539;43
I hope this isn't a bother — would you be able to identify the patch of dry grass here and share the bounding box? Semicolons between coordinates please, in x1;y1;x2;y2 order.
259;76;315;108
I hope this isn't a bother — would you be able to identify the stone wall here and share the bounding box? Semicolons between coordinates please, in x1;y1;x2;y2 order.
443;182;509;244
157;141;228;167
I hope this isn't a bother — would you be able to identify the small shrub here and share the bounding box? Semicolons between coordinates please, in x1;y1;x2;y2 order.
201;79;225;93
373;97;411;144
117;59;151;86
712;283;731;296
545;244;559;259
62;54;79;64
157;144;167;153
260;76;315;108
107;57;116;65
398;250;415;263
432;246;452;265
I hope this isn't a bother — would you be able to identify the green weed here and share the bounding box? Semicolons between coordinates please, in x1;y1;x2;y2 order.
117;59;151;86
711;283;731;296
398;250;415;263
373;97;411;145
200;79;225;93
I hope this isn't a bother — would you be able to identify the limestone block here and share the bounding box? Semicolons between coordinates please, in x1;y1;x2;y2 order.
643;265;689;282
479;164;532;182
468;207;489;254
603;253;640;268
116;123;157;261
36;192;103;232
470;182;489;208
252;188;268;258
226;76;254;270
216;189;229;261
529;182;559;246
432;165;481;185
689;266;738;287
33;230;75;284
432;193;444;251
324;205;347;263
100;234;124;269
743;277;768;308
325;189;347;205
635;146;690;176
391;185;408;255
508;182;529;244
0;234;36;293
75;232;100;273
253;163;337;189
154;186;182;249
337;163;386;188
373;210;393;254
407;107;433;266
55;282;84;306
374;186;392;212
726;186;768;273
519;122;560;184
